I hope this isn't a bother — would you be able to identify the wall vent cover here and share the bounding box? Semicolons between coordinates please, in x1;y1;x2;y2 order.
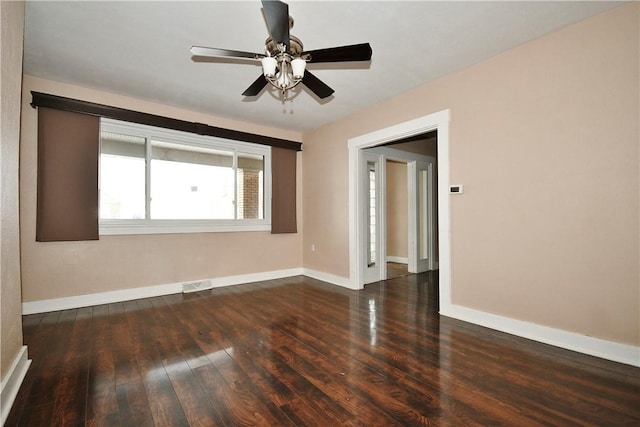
182;279;213;293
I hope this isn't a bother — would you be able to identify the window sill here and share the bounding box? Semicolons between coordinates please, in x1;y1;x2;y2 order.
99;220;271;236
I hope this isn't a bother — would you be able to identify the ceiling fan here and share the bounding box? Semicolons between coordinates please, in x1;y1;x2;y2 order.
190;0;373;101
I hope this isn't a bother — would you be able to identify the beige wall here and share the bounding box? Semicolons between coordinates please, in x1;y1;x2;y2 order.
20;76;303;302
302;4;639;346
386;161;408;259
1;1;25;378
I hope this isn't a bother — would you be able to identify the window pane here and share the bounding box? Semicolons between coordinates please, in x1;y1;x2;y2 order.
99;132;146;219
237;153;265;219
150;141;234;219
367;164;376;266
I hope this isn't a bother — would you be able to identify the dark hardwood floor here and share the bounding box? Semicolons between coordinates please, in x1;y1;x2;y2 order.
7;272;640;426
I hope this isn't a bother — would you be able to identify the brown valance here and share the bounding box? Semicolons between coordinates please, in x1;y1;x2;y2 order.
31;91;302;151
36;108;100;241
271;147;297;234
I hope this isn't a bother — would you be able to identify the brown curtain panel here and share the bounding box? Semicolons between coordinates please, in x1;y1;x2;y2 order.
36;108;100;241
271;147;297;233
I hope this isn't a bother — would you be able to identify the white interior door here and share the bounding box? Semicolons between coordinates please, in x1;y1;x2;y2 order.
362;151;386;284
408;160;435;273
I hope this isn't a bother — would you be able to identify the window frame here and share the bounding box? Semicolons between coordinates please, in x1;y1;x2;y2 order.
99;118;271;235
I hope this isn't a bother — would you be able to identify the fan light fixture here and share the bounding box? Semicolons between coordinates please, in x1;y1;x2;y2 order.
190;0;373;101
261;43;307;99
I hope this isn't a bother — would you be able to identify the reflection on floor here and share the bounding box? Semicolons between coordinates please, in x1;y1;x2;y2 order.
386;262;411;280
10;272;640;425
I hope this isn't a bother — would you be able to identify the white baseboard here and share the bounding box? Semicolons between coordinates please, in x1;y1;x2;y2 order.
22;268;304;315
1;346;31;426
23;282;182;315
440;303;640;367
209;268;303;288
21;269;638;367
302;268;354;289
386;256;408;264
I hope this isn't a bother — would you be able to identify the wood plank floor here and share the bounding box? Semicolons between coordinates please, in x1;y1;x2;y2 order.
6;272;640;426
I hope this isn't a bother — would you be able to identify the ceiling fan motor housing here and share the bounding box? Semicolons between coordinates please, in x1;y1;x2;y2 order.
265;34;304;57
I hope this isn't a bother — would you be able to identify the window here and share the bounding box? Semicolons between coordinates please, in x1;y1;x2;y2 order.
99;119;270;234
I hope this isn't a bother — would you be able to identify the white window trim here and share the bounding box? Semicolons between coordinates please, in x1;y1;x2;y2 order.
99;118;272;235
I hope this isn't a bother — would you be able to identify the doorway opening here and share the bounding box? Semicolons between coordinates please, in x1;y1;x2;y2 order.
385;159;410;280
364;132;438;281
347;110;451;312
381;131;438;280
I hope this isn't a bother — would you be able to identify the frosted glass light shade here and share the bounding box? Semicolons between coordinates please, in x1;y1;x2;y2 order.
261;57;277;77
291;58;306;79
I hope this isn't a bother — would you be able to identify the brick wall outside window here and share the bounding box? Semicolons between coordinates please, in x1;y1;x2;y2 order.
237;168;261;219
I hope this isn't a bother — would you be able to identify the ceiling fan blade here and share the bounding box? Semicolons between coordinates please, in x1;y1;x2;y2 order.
242;75;269;97
303;43;372;63
302;71;334;99
261;0;290;52
191;46;262;60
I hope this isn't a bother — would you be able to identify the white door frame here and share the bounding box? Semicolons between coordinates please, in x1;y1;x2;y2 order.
361;151;387;284
348;110;452;312
407;160;435;273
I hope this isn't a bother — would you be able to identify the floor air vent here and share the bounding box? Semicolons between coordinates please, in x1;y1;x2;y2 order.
182;279;213;293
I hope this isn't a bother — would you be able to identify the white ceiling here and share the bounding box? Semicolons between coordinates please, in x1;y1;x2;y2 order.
23;1;623;133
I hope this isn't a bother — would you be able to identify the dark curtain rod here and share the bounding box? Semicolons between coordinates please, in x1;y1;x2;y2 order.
30;91;302;152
